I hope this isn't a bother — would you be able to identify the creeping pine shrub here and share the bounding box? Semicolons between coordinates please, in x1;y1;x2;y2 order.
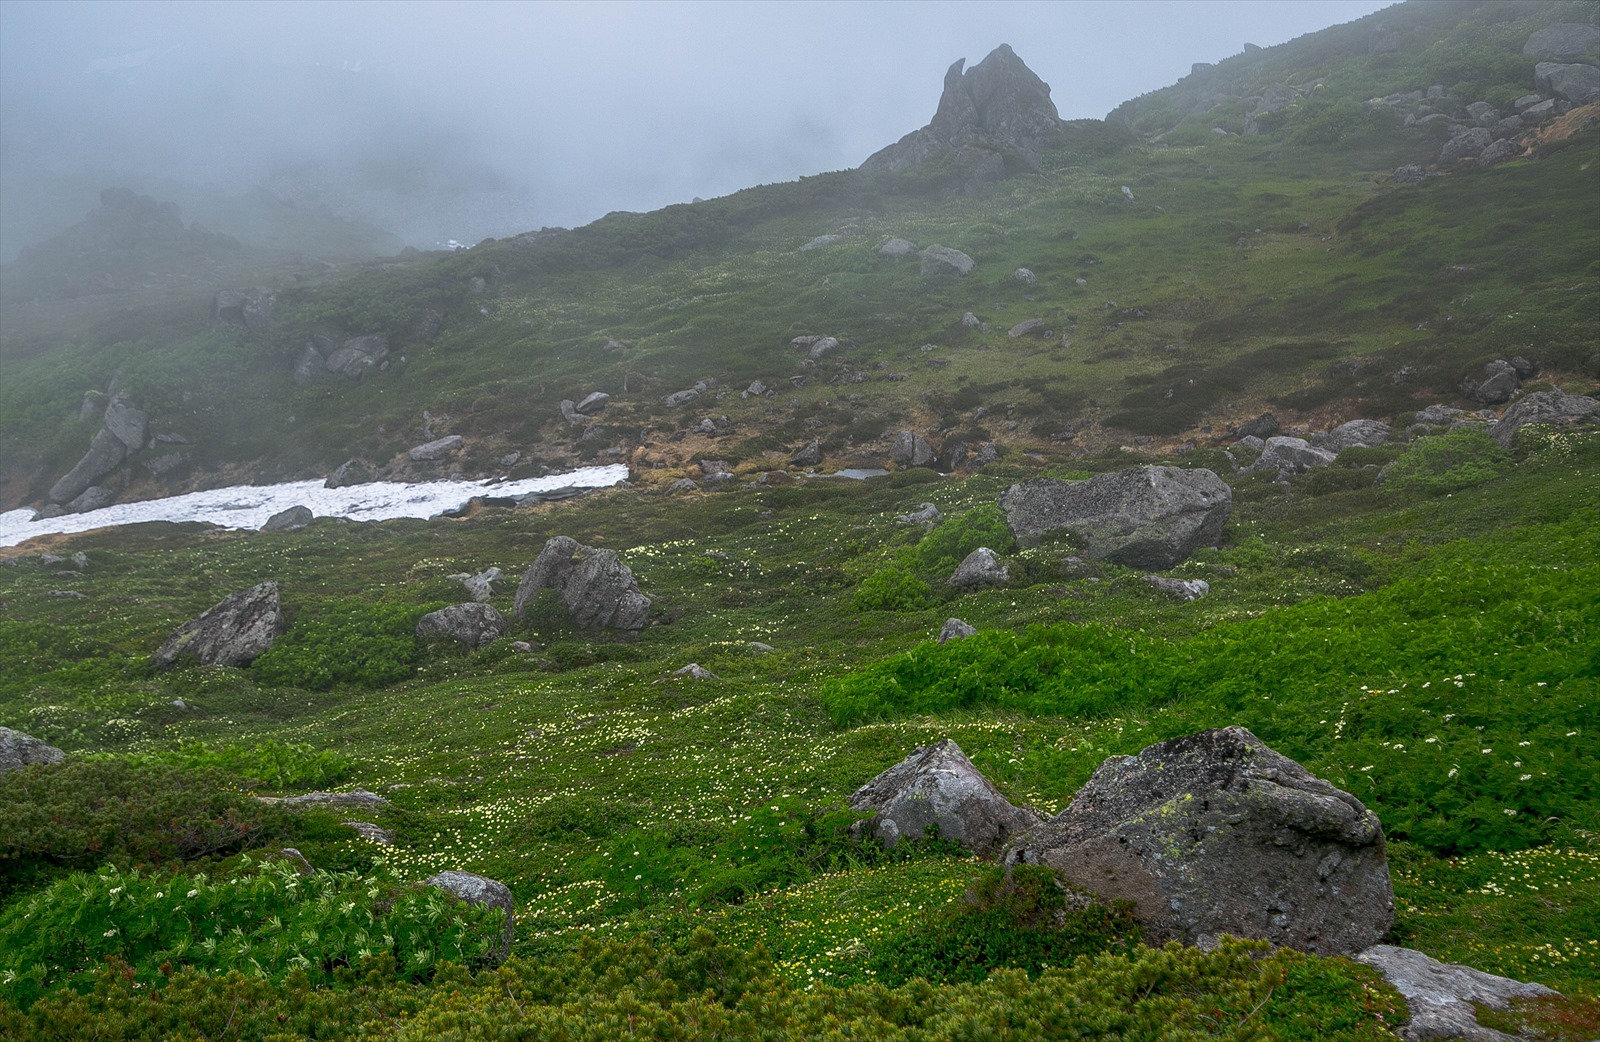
0;759;303;900
869;865;1140;985
251;598;429;690
115;739;354;790
0;858;505;1007
852;566;934;612
1378;428;1510;497
907;504;1018;580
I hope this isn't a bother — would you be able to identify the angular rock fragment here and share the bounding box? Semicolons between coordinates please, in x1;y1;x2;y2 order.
851;739;1041;855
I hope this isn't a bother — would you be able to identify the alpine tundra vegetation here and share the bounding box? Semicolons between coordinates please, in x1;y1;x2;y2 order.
1;1;1598;1038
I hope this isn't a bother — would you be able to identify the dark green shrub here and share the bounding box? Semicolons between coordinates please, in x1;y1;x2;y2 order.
852;566;934;612
114;739;353;790
251;598;428;690
907;504;1018;580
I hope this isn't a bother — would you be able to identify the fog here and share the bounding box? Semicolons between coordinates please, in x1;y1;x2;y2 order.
0;0;1393;260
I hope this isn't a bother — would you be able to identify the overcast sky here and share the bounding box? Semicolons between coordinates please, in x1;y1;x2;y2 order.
0;0;1395;257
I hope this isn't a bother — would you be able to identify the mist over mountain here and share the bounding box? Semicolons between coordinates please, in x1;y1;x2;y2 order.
0;0;1393;260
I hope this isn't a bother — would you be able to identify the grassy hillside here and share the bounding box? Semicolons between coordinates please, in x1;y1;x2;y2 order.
1;0;1598;1037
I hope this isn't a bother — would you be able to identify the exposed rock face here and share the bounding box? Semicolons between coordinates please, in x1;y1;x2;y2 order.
512;536;651;636
102;393;148;451
0;727;66;774
1007;726;1393;956
861;44;1067;178
1488;389;1600;447
850;739;1041;856
1535;61;1600;104
416;603;506;649
49;428;128;505
408;435;464;461
1356;945;1560;1042
1000;466;1231;569
423;871;516;965
261;505;312;532
920;245;976;277
890;430;937;468
1524;23;1600;59
152;581;286;668
938;617;977;643
948;547;1009;588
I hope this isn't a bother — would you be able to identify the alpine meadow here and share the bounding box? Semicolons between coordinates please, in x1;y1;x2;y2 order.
1;2;1598;1039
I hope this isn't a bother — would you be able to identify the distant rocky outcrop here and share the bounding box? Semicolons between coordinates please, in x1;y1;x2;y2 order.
416;603;506;648
512;536;651;637
1007;726;1394;956
1000;466;1231;569
48;392;149;505
152;581;286;668
850;739;1042;856
0;728;66;775
861;44;1068;181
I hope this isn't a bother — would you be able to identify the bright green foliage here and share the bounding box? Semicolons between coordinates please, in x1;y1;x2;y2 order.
852;566;935;612
252;598;429;690
112;738;354;789
906;505;1018;580
0;858;504;1007
1379;428;1511;497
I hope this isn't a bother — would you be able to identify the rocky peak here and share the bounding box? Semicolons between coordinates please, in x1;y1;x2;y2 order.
861;44;1067;178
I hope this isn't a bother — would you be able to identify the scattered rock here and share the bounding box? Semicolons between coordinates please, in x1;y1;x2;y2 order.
152;581;286;669
673;663;719;680
325;459;369;489
325;336;389;380
743;380;769;399
1393;164;1426;183
261;505;313;532
408;435;464;462
1414;405;1467;426
1000;466;1231;569
271;848;316;876
890;430;936;468
66;486;117;514
48;428;128;505
1356;944;1560;1042
799;233;844;251
415;603;507;649
961;311;982;328
1320;420;1391;453
851;739;1041;855
1007;318;1045;337
1235;413;1280;439
920;245;976;277
664;381;709;407
878;237;919;258
0;728;66;774
1463;360;1521;405
512;536;651;636
1142;576;1210;601
460;567;503;603
948;547;1008;588
260;789;389;812
559;400;583;426
1477;138;1520;166
575;392;610;415
896;502;943;526
790;439;823;467
1535;61;1600;104
48;590;87;600
1254;436;1337;473
1007;726;1393;955
938;618;977;643
343;821;396;846
1488;389;1600;447
1440;126;1494;163
423;871;515;964
665;478;700;494
1013;267;1038;285
807;336;840;360
293;343;328;386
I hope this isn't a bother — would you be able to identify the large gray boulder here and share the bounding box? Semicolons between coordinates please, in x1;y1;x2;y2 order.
261;505;312;532
459;567;504;603
890;430;936;468
48;428;128;504
1320;419;1391;453
948;547;1009;588
66;486;118;514
1524;23;1600;59
1487;389;1600;447
1254;436;1338;473
423;871;516;965
861;44;1068;177
850;739;1041;856
0;728;66;774
102;393;148;451
1356;945;1560;1042
512;536;651;636
1535;61;1600;104
1439;127;1494;164
1000;466;1231;569
416;603;506;649
152;581;286;668
920;245;976;277
1463;360;1521;405
1007;726;1393;956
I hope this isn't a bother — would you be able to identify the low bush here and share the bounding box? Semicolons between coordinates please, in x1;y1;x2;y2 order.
252;599;430;690
1379;428;1510;497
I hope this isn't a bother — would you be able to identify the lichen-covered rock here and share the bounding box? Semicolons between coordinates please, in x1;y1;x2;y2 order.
1000;466;1231;569
851;739;1041;856
1007;726;1393;956
152;581;285;668
423;871;515;964
948;547;1009;588
0;727;66;774
512;536;651;636
415;603;506;648
1488;389;1599;447
1356;945;1560;1042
